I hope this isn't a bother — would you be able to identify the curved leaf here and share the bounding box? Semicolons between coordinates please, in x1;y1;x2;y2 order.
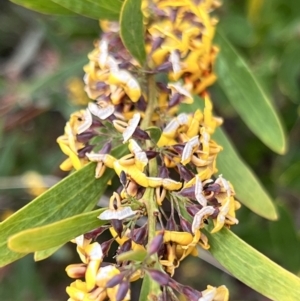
215;31;286;154
8;208;106;253
120;0;146;65
205;226;300;301
10;0;75;15
213;127;278;220
0;145;127;267
51;0;120;20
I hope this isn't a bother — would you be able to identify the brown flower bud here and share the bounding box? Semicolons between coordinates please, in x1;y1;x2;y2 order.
119;239;132;254
131;223;148;245
111;219;123;238
78;145;94;158
133;127;150;140
76;131;95;143
99;141;112;154
172;144;184;154
179;186;196;199
178;164;194;182
159;166;169;179
101;238;114;257
180;217;192;233
148;231;164;255
116;281;130;301
85;226;107;240
147;269;170;286
181;285;202;301
106;272;125;288
120;170;127;187
166;216;178;231
168;93;181;108
145;150;158;160
186;205;202;217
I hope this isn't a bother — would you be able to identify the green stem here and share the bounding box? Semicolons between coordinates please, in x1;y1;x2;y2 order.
140;74;159;266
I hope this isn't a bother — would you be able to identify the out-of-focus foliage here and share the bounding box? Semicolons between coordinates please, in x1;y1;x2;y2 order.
0;0;300;300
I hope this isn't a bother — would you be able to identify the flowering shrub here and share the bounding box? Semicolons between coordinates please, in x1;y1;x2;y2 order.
1;0;300;301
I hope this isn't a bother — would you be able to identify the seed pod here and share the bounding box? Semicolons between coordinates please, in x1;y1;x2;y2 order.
177;164;194;182
147;269;170;286
106;272;125;288
76;131;95;143
148;231;164;255
101;238;114;257
180;217;192;233
111;219;123;238
78;145;94;158
116;281;130;301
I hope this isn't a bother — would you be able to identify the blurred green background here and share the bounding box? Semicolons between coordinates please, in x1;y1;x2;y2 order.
0;0;300;300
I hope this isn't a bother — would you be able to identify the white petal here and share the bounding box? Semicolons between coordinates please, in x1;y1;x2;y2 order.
88;243;103;260
169;50;181;74
168;82;193;100
177;113;189;125
195;175;207;207
98;207;136;220
198;287;216;301
98;40;108;69
123;113;141;143
88;102;115;120
74;235;85;248
86;152;106;162
163;118;180;134
192;206;215;234
77;109;93;134
181;136;199;165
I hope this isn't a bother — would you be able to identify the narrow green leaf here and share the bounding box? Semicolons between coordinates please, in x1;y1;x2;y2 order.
34;246;62;261
117;249;148;262
215;31;286;154
51;0;120;20
10;0;75;15
205;226;300;301
86;0;122;13
0;145;127;267
269;202;300;273
120;0;146;65
278;43;300;104
9;209;106;253
213;127;278;220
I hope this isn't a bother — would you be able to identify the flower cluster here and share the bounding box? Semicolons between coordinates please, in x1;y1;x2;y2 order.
57;0;240;300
